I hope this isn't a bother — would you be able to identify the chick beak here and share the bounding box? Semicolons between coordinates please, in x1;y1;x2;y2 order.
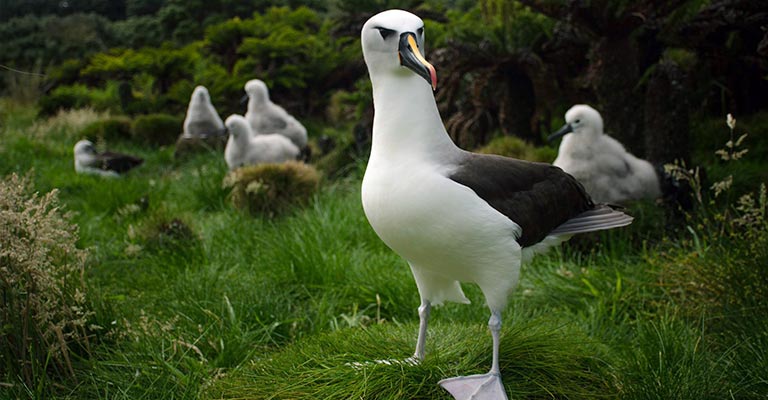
548;123;574;142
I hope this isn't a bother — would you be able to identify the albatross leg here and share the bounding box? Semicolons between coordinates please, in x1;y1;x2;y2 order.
438;310;508;400
411;299;431;362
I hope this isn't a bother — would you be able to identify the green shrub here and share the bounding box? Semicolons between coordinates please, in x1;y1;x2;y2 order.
37;83;120;116
222;161;320;215
0;173;91;396
38;85;93;116
476;135;557;163
79;116;133;142
131;113;182;146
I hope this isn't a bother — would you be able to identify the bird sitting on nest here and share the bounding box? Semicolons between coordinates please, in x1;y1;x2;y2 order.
359;10;633;400
243;79;309;156
73;140;143;177
182;85;226;138
223;114;300;171
549;105;663;204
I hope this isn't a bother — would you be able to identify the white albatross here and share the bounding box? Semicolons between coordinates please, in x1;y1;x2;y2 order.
549;105;662;204
243;79;308;149
73;140;143;177
223;114;300;171
182;85;225;138
360;10;633;400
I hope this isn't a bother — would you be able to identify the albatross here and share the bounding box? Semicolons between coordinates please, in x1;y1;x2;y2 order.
182;85;225;138
73;140;143;177
223;114;300;170
549;105;662;204
243;79;308;149
360;10;633;399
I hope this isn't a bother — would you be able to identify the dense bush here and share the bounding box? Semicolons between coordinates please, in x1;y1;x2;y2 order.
79;116;133;142
475;135;556;163
131;113;182;146
222;161;320;215
0;173;91;395
38;83;119;116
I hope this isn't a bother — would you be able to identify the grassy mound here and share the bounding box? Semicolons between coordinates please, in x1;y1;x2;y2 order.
207;319;614;399
223;161;321;215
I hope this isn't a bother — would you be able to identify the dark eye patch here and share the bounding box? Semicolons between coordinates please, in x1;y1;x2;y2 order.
375;27;395;40
575;119;581;123
417;27;424;36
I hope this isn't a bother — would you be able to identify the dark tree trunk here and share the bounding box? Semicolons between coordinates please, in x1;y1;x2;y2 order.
499;70;536;143
643;60;690;165
589;35;645;156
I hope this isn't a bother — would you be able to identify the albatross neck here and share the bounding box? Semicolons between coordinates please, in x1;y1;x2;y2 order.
370;73;458;161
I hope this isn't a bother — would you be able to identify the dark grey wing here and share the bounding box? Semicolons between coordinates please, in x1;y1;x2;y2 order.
549;204;633;236
99;152;144;174
449;152;595;246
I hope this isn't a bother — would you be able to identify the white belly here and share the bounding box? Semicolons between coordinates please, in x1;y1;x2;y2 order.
361;160;522;284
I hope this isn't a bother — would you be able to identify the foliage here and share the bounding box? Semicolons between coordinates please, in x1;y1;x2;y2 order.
131;113;182;146
0;172;91;396
0;13;117;76
475;135;556;162
37;83;119;116
28;108;109;143
37;6;363;120
656;116;768;399
2;61;45;105
111;15;165;49
229;7;362;115
222;161;320;215
433;3;556;148
79;116;133;142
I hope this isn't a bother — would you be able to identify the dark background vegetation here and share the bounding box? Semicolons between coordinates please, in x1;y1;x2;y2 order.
2;0;766;161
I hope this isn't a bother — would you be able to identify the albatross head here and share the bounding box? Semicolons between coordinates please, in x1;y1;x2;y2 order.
191;86;211;104
361;9;437;91
548;104;604;142
224;114;251;139
74;140;97;157
243;79;270;106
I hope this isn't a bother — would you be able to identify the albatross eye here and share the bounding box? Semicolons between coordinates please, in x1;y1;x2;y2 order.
417;27;424;36
574;119;581;124
375;27;395;40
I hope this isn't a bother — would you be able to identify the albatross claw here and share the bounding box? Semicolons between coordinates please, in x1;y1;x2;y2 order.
439;373;508;400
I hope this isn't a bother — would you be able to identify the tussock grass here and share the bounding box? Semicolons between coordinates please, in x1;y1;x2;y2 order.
223;162;321;216
208;319;615;399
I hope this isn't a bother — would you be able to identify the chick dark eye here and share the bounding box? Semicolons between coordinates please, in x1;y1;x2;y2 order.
575;119;581;124
375;27;395;40
417;27;424;36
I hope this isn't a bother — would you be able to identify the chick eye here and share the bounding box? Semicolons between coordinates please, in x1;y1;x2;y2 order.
375;27;395;40
417;27;424;36
574;119;581;124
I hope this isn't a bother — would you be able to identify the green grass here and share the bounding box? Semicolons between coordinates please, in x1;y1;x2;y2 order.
1;103;767;399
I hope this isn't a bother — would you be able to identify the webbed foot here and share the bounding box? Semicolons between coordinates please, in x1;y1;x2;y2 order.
439;372;508;400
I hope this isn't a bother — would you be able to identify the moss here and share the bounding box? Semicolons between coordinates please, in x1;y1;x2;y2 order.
131;113;182;146
476;135;557;163
222;161;321;216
